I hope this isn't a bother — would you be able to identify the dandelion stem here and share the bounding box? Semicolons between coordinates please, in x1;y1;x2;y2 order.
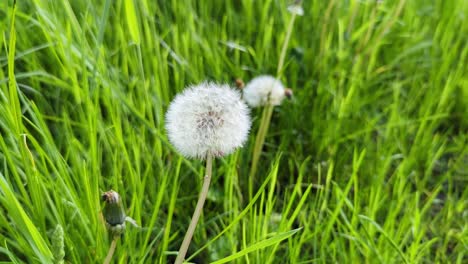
175;154;213;264
249;104;274;198
103;236;119;264
248;9;298;198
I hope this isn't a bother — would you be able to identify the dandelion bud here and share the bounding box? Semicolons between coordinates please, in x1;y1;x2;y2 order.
243;75;290;107
102;190;126;236
285;88;293;98
165;82;251;159
235;78;245;89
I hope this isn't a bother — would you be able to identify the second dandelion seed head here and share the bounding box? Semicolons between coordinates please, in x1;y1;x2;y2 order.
242;75;292;107
165;82;251;159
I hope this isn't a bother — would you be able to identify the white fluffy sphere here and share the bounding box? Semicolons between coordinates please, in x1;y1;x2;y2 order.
242;75;286;107
165;82;251;159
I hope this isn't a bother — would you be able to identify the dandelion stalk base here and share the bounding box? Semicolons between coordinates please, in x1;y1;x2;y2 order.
248;104;274;198
103;236;119;264
175;154;213;264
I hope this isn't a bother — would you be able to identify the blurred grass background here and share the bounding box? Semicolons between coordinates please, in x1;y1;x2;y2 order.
0;0;467;263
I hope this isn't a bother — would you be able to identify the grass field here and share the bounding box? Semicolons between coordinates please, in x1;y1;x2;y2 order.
1;0;467;263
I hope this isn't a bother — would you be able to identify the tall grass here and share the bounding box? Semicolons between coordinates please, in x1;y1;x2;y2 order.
0;0;467;263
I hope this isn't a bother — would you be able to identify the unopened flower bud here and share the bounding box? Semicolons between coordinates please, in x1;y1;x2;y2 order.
235;78;245;89
102;190;126;236
285;88;293;98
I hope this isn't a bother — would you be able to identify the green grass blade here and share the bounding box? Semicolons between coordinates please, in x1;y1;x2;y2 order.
125;0;141;44
0;175;53;262
210;228;302;264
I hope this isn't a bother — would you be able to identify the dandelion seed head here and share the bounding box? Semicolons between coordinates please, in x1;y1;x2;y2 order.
242;75;288;107
165;82;251;159
287;4;304;16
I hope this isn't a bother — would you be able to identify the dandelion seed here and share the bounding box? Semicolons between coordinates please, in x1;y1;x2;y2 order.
221;40;248;52
243;75;292;107
165;82;251;159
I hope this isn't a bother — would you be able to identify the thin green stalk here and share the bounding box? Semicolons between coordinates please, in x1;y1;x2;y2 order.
175;154;213;264
248;104;274;198
103;236;119;264
248;9;299;198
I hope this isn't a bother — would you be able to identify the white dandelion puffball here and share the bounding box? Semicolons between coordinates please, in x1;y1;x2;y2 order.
287;4;304;16
243;75;288;107
165;82;251;159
